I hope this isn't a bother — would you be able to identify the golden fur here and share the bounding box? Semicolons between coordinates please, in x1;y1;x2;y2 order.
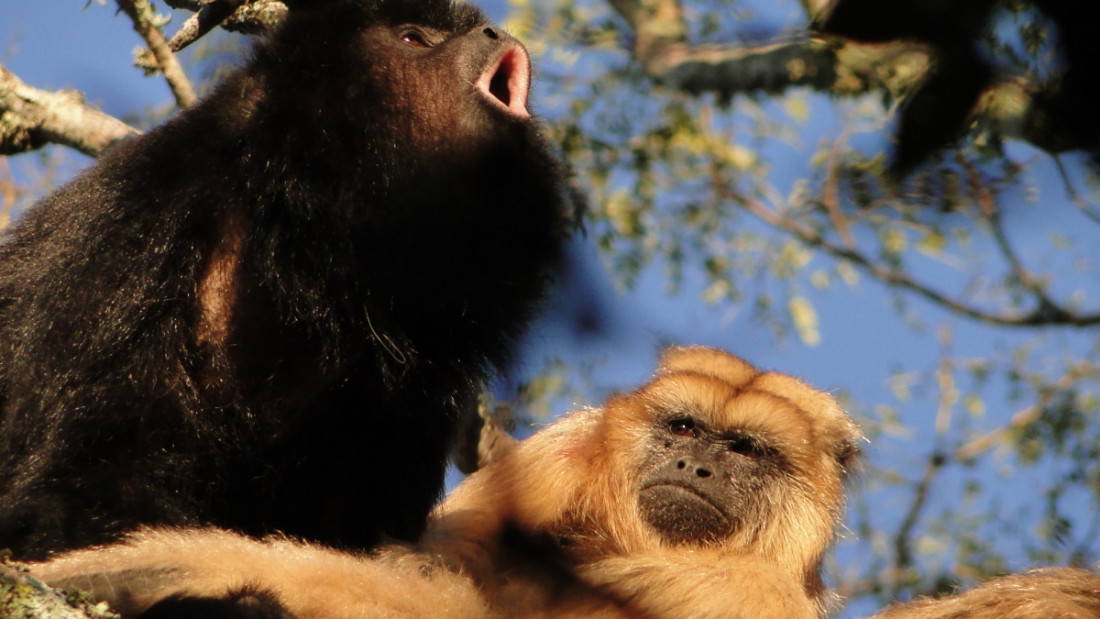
32;347;863;618
872;568;1100;618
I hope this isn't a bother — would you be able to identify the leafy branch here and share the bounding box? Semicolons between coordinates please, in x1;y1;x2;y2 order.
719;177;1100;327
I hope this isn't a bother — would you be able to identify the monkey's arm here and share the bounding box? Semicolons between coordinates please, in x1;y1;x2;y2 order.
578;549;818;619
30;528;488;619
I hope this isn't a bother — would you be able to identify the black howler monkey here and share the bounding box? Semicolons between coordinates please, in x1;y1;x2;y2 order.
0;0;566;559
32;347;863;618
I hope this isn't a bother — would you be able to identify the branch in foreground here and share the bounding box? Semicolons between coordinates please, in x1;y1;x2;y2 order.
0;559;115;618
166;0;288;52
0;66;140;157
168;0;247;52
164;0;287;34
0;0;284;157
117;0;197;108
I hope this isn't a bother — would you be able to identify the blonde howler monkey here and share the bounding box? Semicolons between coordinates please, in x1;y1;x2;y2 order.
31;347;864;618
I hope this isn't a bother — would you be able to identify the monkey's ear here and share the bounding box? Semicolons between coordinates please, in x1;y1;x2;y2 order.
832;435;863;473
656;346;758;387
821;405;865;473
751;370;866;473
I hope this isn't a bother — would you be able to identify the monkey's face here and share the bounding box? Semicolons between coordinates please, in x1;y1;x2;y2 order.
248;0;561;227
237;0;565;311
354;19;534;155
635;384;798;545
599;347;862;560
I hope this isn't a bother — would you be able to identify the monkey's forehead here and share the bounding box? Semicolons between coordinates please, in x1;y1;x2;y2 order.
653;347;860;429
640;375;809;422
656;346;760;387
340;0;487;30
630;370;860;441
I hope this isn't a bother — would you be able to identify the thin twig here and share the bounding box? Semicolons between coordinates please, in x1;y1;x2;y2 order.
117;0;197;108
1050;153;1100;225
954;365;1093;462
167;0;247;52
891;450;946;596
821;132;856;248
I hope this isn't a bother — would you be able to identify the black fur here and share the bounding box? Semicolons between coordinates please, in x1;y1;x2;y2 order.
0;0;565;559
139;587;295;619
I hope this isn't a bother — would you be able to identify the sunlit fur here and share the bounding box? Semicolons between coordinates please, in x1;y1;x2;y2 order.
32;347;863;618
871;568;1100;618
427;345;864;616
33;528;489;618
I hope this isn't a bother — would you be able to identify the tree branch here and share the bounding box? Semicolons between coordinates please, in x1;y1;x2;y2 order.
0;65;139;157
891;449;945;596
0;559;113;618
165;0;287;52
606;0;1070;158
608;0;840;99
0;0;289;157
117;0;197;108
723;187;1100;327
954;364;1095;462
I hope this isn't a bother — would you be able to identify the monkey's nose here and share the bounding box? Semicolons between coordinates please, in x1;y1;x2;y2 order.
483;26;500;39
677;459;713;478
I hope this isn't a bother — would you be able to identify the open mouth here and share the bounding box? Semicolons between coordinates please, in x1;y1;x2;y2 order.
476;42;531;120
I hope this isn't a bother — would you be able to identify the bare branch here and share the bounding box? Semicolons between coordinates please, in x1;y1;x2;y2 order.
608;0;840;99
819;132;856;248
1050;155;1100;225
219;0;289;33
607;0;920;96
891;449;946;596
888;331;954;595
117;0;197;108
166;0;288;52
0;559;112;618
956;154;1080;323
167;0;247;51
0;0;287;158
0;65;140;157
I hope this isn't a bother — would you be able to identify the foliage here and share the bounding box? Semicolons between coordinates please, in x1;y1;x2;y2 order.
506;0;1100;614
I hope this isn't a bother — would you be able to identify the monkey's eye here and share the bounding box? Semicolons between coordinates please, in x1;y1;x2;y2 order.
728;435;761;458
399;30;431;47
668;418;697;437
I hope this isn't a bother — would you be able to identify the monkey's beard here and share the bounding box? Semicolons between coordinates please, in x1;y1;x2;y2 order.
638;485;733;545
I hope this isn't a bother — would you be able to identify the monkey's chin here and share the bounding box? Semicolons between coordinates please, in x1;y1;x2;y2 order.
638;485;732;545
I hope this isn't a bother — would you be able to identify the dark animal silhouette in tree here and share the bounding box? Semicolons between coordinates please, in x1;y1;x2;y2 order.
0;0;565;559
